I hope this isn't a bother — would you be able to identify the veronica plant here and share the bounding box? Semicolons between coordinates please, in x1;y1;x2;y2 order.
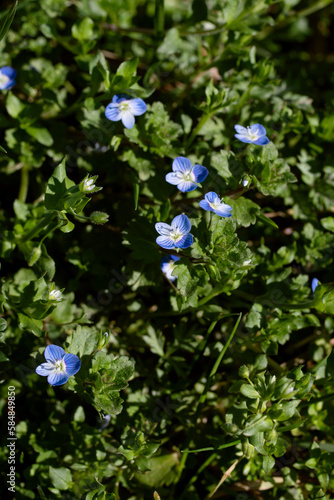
199;192;233;218
165;156;208;192
161;255;180;281
105;94;147;129
0;66;16;90
155;215;193;250
234;124;269;145
35;345;81;386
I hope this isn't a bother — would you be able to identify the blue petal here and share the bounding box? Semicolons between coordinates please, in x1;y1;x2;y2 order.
249;124;266;136
48;372;69;386
161;256;171;267
166;172;182;185
121;111;135;129
105;104;121;122
128;98;147;116
63;354;81;376
214;206;233;217
155;222;172;236
156;236;175;249
171;214;191;234
36;362;54;377
172;157;193;173
235;134;253;144
253;136;269;146
170;255;180;262
199;200;214;212
112;94;130;103
177;181;197;192
44;345;65;363
205;192;219;203
0;66;17;79
311;278;320;293
175;233;193;249
192;164;208;183
234;124;247;134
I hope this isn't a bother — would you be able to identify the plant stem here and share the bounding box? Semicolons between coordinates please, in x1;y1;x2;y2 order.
18;164;29;203
154;0;165;39
185;112;212;149
176;314;242;483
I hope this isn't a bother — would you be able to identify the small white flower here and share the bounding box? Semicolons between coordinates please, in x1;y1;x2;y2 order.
49;289;62;301
242;179;249;187
243;260;252;266
83;178;95;192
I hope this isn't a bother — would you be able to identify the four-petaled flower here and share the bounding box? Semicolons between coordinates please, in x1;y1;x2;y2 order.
234;124;269;146
48;289;62;301
155;215;193;250
311;278;320;294
105;94;147;129
0;66;17;90
166;157;208;193
161;255;180;281
35;345;81;386
199;192;233;218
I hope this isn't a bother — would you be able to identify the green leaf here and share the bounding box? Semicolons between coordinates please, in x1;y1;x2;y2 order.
243;416;274;436
263;455;275;474
240;384;260;399
44;158;75;210
26;126;54;146
6;93;25;118
67;326;99;357
49;467;72;490
0;1;17;42
18;313;43;337
72;17;94;41
0;318;7;331
135;454;179;487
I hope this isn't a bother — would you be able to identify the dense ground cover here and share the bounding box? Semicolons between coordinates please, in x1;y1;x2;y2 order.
1;0;334;498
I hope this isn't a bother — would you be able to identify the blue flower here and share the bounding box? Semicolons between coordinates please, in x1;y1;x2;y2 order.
155;215;193;250
199;192;233;217
0;66;17;90
234;124;269;146
311;278;320;294
105;94;147;129
35;345;81;386
166;156;208;192
161;255;180;281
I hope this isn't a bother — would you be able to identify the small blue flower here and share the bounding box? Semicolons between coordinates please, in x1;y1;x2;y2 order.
35;345;81;386
105;94;147;129
161;255;180;281
155;215;193;250
0;66;17;90
234;124;269;146
165;157;208;193
199;192;233;217
311;278;320;294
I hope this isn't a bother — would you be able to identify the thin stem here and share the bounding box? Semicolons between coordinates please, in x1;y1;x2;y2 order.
185;113;212;149
18;164;29;203
176;314;242;482
182;439;242;454
154;0;165;39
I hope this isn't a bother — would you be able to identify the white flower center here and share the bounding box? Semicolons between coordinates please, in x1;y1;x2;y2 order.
209;198;222;210
54;359;66;372
247;127;259;141
170;229;184;242
119;101;130;112
0;72;10;89
180;169;195;183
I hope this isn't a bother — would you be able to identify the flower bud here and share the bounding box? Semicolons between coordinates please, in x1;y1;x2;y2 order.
90;211;109;225
238;365;250;378
28;246;42;266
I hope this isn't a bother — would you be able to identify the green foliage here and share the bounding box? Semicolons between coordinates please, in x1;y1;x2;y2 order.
1;0;334;499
